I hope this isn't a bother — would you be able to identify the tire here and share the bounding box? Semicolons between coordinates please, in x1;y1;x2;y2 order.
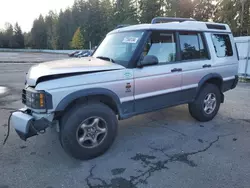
60;102;118;160
188;83;221;122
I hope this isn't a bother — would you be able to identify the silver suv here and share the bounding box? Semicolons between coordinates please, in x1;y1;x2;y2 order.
10;17;239;160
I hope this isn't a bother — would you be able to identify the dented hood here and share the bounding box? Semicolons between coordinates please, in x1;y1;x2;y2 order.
26;57;125;86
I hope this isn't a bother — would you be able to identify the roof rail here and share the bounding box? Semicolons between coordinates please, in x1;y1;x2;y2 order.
151;17;196;24
115;24;130;29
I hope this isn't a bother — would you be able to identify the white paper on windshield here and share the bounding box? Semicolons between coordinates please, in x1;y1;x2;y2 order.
122;37;139;44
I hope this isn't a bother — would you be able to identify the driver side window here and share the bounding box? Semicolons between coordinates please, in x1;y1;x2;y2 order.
142;31;177;64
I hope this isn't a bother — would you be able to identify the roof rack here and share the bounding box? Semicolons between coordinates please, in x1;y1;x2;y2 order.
151;17;196;24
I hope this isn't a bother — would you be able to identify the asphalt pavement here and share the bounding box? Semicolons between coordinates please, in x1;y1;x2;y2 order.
0;62;250;188
0;52;67;63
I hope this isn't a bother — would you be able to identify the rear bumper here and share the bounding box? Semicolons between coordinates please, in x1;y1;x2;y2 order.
10;110;51;141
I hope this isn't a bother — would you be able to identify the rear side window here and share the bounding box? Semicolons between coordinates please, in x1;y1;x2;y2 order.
179;32;209;60
212;34;233;57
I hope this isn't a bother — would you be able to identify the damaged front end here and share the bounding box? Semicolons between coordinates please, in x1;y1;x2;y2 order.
8;86;54;142
6;57;125;143
10;109;52;141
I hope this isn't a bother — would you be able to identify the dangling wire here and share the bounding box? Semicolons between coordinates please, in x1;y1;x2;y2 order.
3;112;13;145
3;110;24;145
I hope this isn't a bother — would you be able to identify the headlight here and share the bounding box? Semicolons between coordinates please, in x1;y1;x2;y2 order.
22;88;46;109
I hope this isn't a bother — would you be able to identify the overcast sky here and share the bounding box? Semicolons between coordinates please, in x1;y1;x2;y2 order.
0;0;75;32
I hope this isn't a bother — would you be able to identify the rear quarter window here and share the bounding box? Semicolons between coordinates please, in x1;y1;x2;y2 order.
179;32;209;61
211;34;233;57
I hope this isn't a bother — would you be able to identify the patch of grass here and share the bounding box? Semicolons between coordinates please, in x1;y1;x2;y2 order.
239;77;250;83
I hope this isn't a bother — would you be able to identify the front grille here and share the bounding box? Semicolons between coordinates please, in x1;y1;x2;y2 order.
22;89;32;108
22;89;27;105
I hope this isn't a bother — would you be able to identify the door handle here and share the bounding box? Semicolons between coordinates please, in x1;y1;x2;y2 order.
203;64;211;68
171;68;182;72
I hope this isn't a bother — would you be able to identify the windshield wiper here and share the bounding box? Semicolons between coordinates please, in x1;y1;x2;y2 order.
96;56;115;63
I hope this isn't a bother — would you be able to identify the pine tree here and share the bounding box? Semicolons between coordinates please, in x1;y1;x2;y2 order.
3;23;14;48
193;0;215;21
45;11;58;49
31;15;47;49
214;0;241;36
241;0;250;35
13;23;25;48
139;0;162;23
166;0;194;18
70;27;84;49
57;9;75;49
100;0;114;32
0;31;3;48
114;0;139;25
24;32;32;48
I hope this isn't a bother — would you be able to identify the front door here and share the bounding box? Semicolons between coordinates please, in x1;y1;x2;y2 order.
133;31;183;114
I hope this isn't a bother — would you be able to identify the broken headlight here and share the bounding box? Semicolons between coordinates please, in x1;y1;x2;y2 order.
22;88;46;109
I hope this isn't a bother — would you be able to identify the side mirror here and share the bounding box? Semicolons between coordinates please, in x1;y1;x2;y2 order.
138;55;159;68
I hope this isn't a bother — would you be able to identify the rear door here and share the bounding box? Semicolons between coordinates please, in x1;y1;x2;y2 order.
179;31;212;102
133;31;183;114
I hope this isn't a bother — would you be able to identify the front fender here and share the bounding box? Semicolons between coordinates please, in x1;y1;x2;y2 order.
55;88;122;114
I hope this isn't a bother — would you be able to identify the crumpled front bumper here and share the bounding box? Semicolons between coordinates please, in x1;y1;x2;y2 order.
10;109;51;141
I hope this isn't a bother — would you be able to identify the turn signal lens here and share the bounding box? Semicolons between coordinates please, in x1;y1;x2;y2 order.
40;93;44;107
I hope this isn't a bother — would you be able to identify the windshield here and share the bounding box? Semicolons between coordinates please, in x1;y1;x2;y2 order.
93;31;145;67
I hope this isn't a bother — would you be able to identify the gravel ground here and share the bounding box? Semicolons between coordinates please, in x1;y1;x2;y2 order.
0;62;250;188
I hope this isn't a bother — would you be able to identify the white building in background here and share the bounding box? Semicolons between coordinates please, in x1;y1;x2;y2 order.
235;36;250;78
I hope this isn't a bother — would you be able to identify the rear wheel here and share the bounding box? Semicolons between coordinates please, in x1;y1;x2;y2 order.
188;84;221;122
60;102;118;160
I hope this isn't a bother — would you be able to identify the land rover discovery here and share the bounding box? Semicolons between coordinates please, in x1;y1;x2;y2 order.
9;17;239;160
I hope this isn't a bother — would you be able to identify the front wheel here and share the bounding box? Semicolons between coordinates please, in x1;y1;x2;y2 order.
60;102;118;160
188;84;221;122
